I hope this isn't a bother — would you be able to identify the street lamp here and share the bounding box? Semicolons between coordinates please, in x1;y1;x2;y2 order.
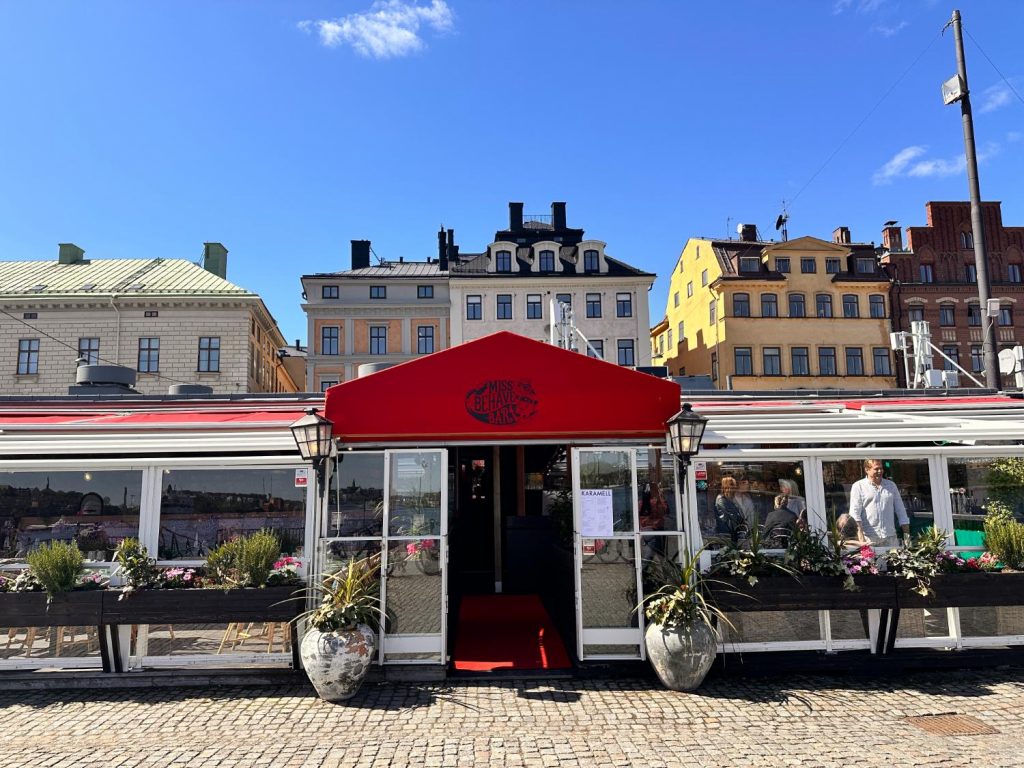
666;403;708;469
290;407;334;484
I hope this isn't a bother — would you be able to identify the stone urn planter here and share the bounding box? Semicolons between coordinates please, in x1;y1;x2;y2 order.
644;620;717;692
300;625;377;703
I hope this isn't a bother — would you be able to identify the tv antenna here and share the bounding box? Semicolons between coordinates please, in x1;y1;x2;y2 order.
370;245;391;268
775;202;789;242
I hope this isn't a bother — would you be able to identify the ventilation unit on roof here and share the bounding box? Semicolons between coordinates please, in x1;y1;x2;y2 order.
68;364;139;396
29;284;47;292
81;283;96;291
126;282;145;291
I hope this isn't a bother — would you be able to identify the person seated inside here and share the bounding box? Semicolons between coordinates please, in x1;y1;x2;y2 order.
715;476;747;544
763;494;799;548
834;513;860;544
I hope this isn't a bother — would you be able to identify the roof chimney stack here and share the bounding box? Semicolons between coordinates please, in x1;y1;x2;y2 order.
202;242;228;278
58;243;86;265
832;227;851;245
552;202;567;230
509;202;524;231
738;224;758;242
437;228;447;265
351;240;371;270
882;222;903;252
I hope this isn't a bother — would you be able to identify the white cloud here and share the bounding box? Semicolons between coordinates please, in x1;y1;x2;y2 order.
872;146;927;185
298;0;454;59
1008;131;1022;143
979;82;1013;114
873;143;1001;184
834;0;887;14
874;21;908;37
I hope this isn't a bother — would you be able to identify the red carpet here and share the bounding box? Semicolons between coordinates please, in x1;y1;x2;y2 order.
453;594;572;671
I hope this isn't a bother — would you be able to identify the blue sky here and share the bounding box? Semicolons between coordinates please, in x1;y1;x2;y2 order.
1;1;1021;345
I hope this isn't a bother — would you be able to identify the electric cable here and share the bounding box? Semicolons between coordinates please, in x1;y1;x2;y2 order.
965;28;1024;109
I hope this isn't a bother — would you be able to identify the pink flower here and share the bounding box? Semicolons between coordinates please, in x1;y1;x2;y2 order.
406;542;418;556
850;564;861;574
183;573;192;582
420;539;435;550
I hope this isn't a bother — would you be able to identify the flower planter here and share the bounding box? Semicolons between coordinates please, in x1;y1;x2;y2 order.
707;575;898;612
895;572;1024;609
0;591;104;626
99;586;302;624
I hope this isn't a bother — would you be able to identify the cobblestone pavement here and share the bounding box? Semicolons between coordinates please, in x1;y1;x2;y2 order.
3;668;1024;767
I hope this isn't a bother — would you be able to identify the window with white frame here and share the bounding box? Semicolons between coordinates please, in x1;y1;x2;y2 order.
496;294;512;320
466;295;482;320
616;293;633;318
586;293;602;318
539;250;555;271
616;339;635;366
495;250;512;272
526;294;542;319
584;249;599;272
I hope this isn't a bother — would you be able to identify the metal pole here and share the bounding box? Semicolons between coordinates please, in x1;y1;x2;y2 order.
950;9;1000;389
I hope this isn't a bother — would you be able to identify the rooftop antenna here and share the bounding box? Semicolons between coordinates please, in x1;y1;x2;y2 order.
775;202;789;242
725;217;733;239
370;245;391;268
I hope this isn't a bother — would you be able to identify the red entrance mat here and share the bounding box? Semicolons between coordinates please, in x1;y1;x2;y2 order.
453;594;572;671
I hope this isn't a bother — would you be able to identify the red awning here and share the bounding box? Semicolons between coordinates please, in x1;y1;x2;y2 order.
323;331;681;444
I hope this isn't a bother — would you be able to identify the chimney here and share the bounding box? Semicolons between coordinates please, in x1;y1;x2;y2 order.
738;224;758;242
437;228;447;265
202;242;228;278
509;202;524;231
552;202;567;230
832;227;851;245
442;228;455;271
882;223;903;252
58;243;86;265
351;240;371;270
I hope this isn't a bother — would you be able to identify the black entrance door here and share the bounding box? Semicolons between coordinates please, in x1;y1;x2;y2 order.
450;447;496;595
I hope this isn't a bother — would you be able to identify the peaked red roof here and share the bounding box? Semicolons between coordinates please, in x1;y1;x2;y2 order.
324;331;681;444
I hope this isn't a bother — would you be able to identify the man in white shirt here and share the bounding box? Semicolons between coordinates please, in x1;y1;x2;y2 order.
849;459;910;548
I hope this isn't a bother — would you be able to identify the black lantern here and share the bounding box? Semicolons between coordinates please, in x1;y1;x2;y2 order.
290;407;334;466
666;403;708;467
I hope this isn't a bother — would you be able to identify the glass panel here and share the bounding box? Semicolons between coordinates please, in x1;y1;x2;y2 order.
895;608;949;639
318;539;383;575
719;611;821;643
138;622;293;657
0;624;103;663
696;461;806;549
388;453;443;536
578;450;633;533
947;457;1024;525
636;449;680;532
385;541;441;635
960;606;1024;637
828;610;872;641
581;542;638;629
327;453;385;537
0;470;142;562
158;469;306;560
640;534;682;600
823;459;932;545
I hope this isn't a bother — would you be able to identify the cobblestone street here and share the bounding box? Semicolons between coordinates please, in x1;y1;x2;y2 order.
3;667;1024;767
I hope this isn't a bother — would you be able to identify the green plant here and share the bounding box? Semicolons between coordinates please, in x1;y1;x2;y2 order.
206;530;282;588
25;540;84;599
114;537;159;597
301;555;383;632
984;515;1024;570
708;523;797;586
885;527;948;597
985;458;1024;514
639;547;734;632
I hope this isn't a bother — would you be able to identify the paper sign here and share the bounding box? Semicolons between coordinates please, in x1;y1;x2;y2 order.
694;460;707;480
580;489;614;537
294;468;309;488
582;539;597;556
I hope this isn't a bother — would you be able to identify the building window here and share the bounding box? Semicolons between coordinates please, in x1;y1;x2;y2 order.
370;285;386;299
999;305;1013;326
319;380;338;393
775;257;790;273
322;285;339;299
791;347;810;376
1009;264;1022;283
586;293;602;318
78;337;100;365
711;351;719;382
539;250;555;272
417;285;433;299
733;293;750;317
906;305;924;323
942;345;960;370
466;295;482;320
616;339;635;366
919;264;935;283
138;338;160;372
825;258;841;274
673;292;679;308
846;347;864;376
496;250;512;272
678;321;684;341
526;294;542;319
667;328;674;349
872;348;892;376
789;293;806;318
369;326;387;355
16;339;39;375
556;293;572;307
144;310;159;318
709;300;717;324
616;293;633;318
965;264;977;283
763;347;781;376
496;294;513;320
819;347;837;376
734;347;753;376
970;344;983;373
197;337;220;372
842;294;860;318
967;303;981;327
961;231;974;250
687;281;693;297
701;269;708;287
588;339;604;359
761;293;778;318
738;256;760;273
321;326;339;356
869;294;886;319
584;249;599;272
816;294;833;318
939;303;955;326
417;326;434;354
856;257;875;275
801;258;816;274
658;335;665;356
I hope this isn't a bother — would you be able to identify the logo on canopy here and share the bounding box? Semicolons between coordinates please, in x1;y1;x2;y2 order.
465;380;538;426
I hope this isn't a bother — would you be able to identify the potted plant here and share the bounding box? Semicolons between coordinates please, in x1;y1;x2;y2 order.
0;541;105;627
640;548;732;691
298;555;382;703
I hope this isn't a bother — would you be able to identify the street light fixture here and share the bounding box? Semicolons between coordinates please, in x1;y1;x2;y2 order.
290;407;334;483
666;402;708;469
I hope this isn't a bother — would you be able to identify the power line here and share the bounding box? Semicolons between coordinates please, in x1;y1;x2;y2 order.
0;306;195;386
965;28;1024;109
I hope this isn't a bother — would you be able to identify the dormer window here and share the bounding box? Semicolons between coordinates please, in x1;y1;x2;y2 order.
738;256;760;273
961;231;974;250
856;257;875;275
584;249;599;272
496;250;512;273
539;250;555;272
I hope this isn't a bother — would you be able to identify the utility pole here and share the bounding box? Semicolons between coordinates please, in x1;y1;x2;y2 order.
944;9;1000;388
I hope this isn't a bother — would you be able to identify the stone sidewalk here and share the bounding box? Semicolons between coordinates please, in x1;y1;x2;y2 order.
2;668;1024;767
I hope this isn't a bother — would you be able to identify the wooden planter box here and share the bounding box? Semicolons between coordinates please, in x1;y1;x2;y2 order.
100;586;303;624
896;572;1024;609
707;575;898;612
0;591;104;626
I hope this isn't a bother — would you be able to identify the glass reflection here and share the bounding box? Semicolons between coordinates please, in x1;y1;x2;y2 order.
581;541;637;629
388;453;442;537
637;449;679;532
823;459;932;544
385;542;441;634
697;461;805;549
579;451;633;533
328;453;385;537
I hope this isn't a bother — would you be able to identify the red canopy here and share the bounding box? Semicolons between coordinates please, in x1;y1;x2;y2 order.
323;331;681;444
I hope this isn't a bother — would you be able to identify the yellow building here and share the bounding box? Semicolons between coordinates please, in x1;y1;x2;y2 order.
652;230;896;389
